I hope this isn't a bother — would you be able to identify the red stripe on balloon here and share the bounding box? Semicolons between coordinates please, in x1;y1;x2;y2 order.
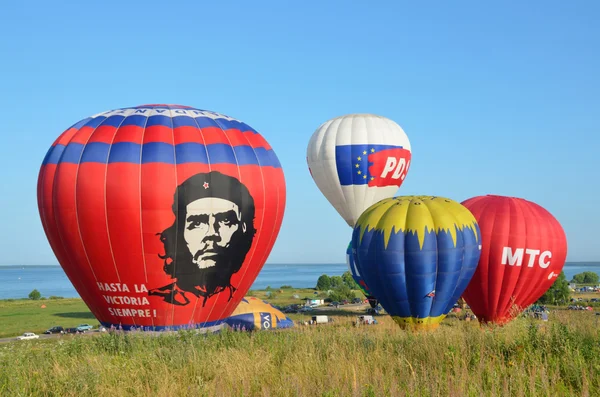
143;125;173;144
52;163;106;320
113;125;145;144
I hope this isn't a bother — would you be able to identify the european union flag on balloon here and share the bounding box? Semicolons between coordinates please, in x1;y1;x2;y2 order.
335;144;411;187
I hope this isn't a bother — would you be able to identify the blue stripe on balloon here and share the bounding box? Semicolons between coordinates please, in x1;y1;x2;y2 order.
194;117;222;129
233;145;258;165
172;116;198;128
121;115;147;127
146;115;172;128
142;142;175;163
256;148;281;168
60;143;85;163
81;142;110;163
207;143;236;164
44;143;281;167
175;143;209;164
195;117;257;133
69;117;93;130
99;319;225;332
102;115;126;128
42;145;66;165
84;116;108;129
109;142;141;163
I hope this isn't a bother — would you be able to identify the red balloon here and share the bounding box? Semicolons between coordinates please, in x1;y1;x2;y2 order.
37;105;286;331
461;195;567;324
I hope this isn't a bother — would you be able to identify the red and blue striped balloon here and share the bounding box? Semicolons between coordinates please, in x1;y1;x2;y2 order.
37;104;286;331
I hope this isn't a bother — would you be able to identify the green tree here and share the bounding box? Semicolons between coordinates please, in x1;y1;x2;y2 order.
571;271;599;284
537;271;570;305
328;284;356;302
329;276;344;288
316;274;332;290
28;289;41;300
583;271;599;284
342;271;359;289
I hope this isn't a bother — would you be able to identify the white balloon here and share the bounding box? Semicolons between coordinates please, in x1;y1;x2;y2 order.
306;114;412;228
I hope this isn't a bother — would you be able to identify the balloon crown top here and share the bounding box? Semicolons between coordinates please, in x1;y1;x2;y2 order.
484;194;529;201
133;104;194;109
331;113;388;120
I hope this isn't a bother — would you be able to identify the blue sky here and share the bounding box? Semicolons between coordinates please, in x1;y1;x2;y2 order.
0;1;597;265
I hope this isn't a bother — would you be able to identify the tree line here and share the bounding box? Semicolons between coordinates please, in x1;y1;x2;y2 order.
315;272;362;302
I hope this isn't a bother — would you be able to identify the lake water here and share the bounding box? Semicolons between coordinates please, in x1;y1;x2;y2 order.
0;262;598;300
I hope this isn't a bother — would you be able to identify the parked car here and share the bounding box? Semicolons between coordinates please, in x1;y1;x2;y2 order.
352;298;362;304
76;324;93;332
44;326;64;334
17;332;39;340
64;327;79;334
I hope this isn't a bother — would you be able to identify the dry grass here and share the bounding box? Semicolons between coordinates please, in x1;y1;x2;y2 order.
1;310;599;397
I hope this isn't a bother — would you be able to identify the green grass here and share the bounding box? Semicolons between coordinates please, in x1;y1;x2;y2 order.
1;311;599;396
0;288;368;338
0;298;96;338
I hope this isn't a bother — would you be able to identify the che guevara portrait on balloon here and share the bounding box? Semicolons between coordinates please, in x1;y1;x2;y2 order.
148;171;256;307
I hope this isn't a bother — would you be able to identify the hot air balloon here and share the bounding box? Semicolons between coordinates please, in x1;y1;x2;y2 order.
346;241;378;308
222;296;294;331
306;114;412;228
37;104;286;331
351;196;482;330
460;195;567;324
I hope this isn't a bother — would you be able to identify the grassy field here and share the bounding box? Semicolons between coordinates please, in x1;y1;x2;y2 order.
0;288;363;338
1;288;598;339
1;310;599;396
0;298;96;338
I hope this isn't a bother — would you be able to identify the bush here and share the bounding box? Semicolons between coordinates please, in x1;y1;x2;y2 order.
280;285;293;289
48;296;64;300
28;289;41;300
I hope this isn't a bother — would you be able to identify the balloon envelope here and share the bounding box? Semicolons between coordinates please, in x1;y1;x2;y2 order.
223;296;294;331
346;241;371;296
37;104;286;331
352;196;482;330
346;241;379;308
461;195;567;324
307;114;411;228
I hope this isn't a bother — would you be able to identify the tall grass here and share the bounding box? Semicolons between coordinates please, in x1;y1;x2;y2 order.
1;311;598;396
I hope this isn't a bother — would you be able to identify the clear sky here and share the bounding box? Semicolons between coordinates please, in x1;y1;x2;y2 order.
0;1;597;265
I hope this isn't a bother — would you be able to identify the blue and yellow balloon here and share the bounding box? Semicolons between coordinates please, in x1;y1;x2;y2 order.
351;196;482;330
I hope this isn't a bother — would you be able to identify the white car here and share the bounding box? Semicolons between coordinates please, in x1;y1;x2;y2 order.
17;332;39;340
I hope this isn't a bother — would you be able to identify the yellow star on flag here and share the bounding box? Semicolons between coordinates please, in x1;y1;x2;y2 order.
363;175;367;179
357;170;362;175
371;148;375;153
363;150;367;155
357;156;362;161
